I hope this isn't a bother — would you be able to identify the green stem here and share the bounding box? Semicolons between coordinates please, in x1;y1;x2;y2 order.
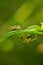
0;25;43;43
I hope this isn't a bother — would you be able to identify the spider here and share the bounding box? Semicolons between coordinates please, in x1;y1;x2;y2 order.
9;25;21;31
21;34;37;43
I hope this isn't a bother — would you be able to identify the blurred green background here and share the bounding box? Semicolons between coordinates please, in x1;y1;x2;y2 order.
0;0;43;65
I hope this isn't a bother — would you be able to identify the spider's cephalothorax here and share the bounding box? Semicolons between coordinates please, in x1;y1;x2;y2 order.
9;25;21;31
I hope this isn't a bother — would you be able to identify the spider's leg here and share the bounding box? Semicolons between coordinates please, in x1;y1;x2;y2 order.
31;35;37;41
16;45;25;50
19;45;25;49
